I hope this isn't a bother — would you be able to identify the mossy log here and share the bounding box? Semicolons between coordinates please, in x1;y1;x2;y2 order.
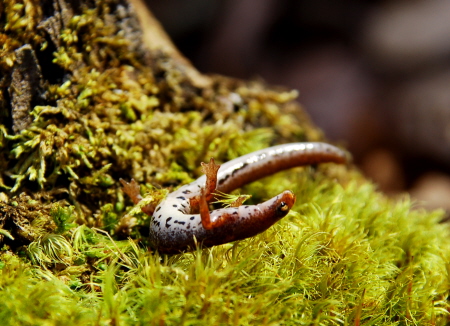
0;0;449;325
1;0;315;239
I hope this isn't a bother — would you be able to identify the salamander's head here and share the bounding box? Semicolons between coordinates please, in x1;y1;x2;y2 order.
274;190;296;218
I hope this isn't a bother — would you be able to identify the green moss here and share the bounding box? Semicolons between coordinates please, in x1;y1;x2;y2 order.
0;0;449;324
2;166;448;324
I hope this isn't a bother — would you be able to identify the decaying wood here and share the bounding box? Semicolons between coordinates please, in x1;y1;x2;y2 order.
9;45;46;133
128;0;212;88
3;0;210;133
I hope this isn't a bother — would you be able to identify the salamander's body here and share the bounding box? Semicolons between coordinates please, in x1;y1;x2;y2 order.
122;142;348;253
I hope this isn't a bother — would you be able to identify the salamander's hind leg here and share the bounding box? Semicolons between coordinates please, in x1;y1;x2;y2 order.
120;178;155;215
120;178;143;205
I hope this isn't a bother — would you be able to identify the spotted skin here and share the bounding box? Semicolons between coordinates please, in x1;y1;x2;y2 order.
123;142;348;253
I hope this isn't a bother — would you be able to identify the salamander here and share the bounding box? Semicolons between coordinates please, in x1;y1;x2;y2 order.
121;142;348;253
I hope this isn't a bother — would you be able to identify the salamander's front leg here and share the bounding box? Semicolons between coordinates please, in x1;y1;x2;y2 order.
200;158;221;202
199;188;231;230
190;158;221;210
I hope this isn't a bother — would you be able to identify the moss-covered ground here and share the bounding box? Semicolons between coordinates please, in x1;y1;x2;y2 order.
0;0;449;324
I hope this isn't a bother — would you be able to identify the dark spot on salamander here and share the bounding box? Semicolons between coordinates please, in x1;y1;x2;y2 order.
176;196;186;200
156;206;161;212
190;216;195;220
178;209;184;213
231;163;248;177
245;206;249;208
218;174;230;185
182;190;191;194
187;224;190;229
166;217;172;222
178;221;186;225
232;211;238;215
173;204;177;208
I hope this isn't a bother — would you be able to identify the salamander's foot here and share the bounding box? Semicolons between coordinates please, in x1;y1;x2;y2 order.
200;158;221;202
201;157;220;175
189;158;221;214
120;178;143;205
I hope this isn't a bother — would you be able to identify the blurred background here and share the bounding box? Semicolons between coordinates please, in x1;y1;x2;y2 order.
146;0;450;213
